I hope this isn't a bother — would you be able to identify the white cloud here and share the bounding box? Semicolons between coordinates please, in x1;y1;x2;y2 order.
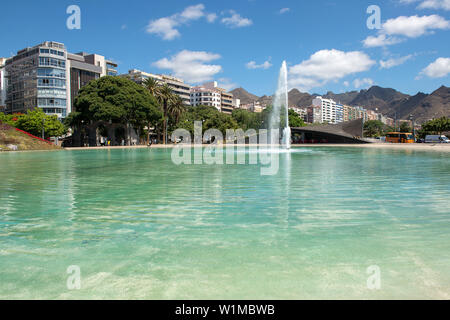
419;57;450;78
279;8;290;14
400;0;450;10
363;14;450;47
206;13;218;23
343;81;350;87
380;55;413;69
218;78;238;91
383;15;449;37
288;49;376;91
153;50;222;84
221;11;253;28
363;34;404;47
418;0;450;10
146;17;181;40
246;60;272;70
353;78;374;89
146;4;217;40
179;4;205;20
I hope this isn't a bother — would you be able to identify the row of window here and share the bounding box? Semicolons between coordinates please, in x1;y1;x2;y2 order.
38;88;67;99
38;98;67;107
192;92;220;97
37;68;66;79
39;48;65;57
39;57;66;68
38;78;66;88
191;98;220;102
42;107;67;117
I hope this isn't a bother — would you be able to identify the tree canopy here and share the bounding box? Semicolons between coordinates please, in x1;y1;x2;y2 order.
0;109;66;138
364;120;392;138
420;117;450;136
67;76;162;133
176;105;239;135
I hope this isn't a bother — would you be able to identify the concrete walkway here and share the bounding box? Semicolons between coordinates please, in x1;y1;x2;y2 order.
65;143;450;153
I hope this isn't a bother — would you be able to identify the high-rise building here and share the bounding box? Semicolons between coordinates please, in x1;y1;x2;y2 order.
306;105;322;123
312;96;339;124
5;42;68;117
161;75;192;105
0;57;7;111
190;81;234;113
190;83;222;110
4;41;118;118
67;53;101;112
121;69;191;105
335;104;344;123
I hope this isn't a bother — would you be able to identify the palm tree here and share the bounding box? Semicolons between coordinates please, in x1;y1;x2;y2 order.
143;78;161;97
143;78;162;145
168;96;186;127
158;84;176;144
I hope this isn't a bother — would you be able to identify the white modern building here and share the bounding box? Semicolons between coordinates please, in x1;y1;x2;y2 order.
312;96;341;124
121;69;192;105
190;82;222;110
190;81;235;114
232;98;241;109
4;41;118;118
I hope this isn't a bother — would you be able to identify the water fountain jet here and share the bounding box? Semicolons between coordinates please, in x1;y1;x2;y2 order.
269;61;291;149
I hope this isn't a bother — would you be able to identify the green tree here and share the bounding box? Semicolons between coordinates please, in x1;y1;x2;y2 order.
156;84;176;144
288;109;306;128
69;76;161;144
231;109;262;130
168;95;186;127
399;122;412;133
14;109;66;138
422;117;450;136
143;78;161;97
364;120;385;138
177;105;238;137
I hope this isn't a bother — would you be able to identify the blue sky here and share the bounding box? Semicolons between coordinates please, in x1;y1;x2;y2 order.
0;0;449;96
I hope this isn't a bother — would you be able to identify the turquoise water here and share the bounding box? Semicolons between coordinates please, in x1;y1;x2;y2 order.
0;147;449;299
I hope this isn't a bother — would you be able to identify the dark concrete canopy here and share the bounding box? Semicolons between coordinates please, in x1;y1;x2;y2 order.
292;119;368;144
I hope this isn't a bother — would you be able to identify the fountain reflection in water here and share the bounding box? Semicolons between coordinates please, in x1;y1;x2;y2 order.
269;61;291;149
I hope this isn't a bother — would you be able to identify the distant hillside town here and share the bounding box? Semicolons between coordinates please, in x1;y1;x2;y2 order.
0;41;448;127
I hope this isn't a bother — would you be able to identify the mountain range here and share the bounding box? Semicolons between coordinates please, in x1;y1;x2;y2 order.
230;85;450;122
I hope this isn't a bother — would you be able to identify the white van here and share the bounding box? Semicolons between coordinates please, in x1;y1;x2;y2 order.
425;135;450;143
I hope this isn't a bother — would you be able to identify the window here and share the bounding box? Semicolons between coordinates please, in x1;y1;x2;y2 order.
39;57;66;68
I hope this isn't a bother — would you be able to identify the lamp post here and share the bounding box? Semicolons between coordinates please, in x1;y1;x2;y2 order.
410;114;416;143
42;117;45;139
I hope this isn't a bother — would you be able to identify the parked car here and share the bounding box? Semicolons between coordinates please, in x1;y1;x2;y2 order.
425;135;450;144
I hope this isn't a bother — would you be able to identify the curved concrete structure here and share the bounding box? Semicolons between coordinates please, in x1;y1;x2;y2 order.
292;119;369;144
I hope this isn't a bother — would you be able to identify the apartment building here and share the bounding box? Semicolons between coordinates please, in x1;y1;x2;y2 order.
240;101;265;113
312;96;339;124
162;74;191;105
232;98;241;109
335;104;344;123
4;41;118;118
0;57;7;111
190;81;234;113
290;106;308;122
121;69;191;105
306;105;322;123
219;90;234;114
190;84;222;110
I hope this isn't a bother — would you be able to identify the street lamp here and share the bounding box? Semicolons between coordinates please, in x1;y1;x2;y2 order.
410;114;416;142
42;117;45;139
